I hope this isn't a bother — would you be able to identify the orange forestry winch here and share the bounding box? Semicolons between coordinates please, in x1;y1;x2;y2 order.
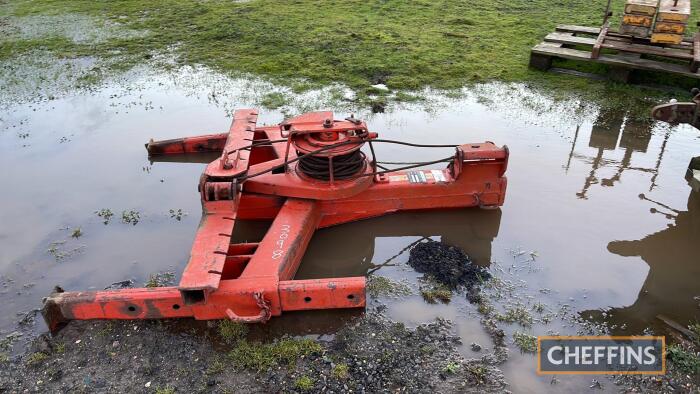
41;110;509;331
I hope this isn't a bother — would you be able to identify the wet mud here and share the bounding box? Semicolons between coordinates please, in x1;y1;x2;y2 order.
0;313;507;394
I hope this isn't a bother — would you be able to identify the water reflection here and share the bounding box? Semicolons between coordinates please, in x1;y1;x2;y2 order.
583;189;700;333
566;109;667;199
223;209;502;336
296;208;502;280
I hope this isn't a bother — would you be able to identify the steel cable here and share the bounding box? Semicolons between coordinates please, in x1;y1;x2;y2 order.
238;138;460;182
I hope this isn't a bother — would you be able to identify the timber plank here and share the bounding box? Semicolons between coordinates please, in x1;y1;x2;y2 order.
531;44;700;78
602;40;693;60
544;32;596;46
546;31;692;60
555;24;693;45
556;25;600;35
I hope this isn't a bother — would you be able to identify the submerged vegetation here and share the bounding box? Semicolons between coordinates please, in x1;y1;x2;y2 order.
2;0;698;113
512;331;537;354
419;278;453;304
144;271;175;288
366;275;412;298
495;305;534;327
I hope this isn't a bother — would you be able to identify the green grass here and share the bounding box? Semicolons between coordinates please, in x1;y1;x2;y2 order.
25;352;48;365
294;376;314;391
3;0;699;114
667;344;700;374
442;361;461;375
331;363;350;380
217;320;249;344
228;338;322;372
205;356;226;376
259;92;289;109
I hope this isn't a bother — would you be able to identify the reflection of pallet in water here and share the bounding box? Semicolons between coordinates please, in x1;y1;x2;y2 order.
530;25;700;81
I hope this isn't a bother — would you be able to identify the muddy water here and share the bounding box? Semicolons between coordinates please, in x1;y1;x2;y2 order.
1;69;699;393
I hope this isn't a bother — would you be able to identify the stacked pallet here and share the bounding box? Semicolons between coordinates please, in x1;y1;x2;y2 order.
620;0;658;38
651;0;690;45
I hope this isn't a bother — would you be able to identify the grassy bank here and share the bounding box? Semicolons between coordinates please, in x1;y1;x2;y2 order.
2;0;699;113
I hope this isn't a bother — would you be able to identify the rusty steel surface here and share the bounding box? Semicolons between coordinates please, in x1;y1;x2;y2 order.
42;109;509;331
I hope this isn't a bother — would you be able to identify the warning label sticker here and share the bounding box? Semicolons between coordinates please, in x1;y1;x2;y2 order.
407;171;427;183
388;170;447;184
431;170;447;183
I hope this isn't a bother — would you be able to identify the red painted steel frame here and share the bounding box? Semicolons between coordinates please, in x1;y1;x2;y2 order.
42;109;508;331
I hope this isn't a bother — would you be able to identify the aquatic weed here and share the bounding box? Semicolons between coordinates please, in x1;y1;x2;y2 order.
145;272;175;288
70;227;82;238
419;278;452;304
496;305;534;327
512;331;537;353
121;209;140;225
47;241;84;261
95;208;114;224
169;209;186;221
366;275;412;298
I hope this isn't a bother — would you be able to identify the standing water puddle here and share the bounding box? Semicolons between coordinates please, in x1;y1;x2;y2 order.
1;68;699;393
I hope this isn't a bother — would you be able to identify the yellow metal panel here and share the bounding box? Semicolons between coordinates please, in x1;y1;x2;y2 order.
650;32;684;44
657;0;690;22
624;0;659;16
653;21;687;34
623;14;654;27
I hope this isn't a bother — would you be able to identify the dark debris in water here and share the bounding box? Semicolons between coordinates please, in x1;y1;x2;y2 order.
104;280;133;290
408;240;491;289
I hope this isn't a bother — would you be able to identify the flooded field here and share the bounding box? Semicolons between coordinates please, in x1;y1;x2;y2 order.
1;67;699;392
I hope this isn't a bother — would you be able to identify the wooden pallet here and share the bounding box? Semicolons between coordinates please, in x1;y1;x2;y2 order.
530;24;700;81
